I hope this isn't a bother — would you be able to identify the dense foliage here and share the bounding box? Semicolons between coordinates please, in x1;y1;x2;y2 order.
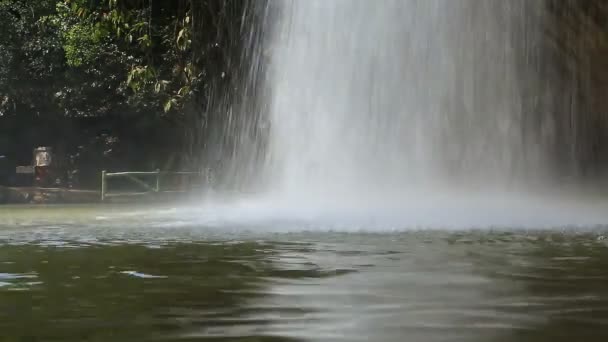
0;0;252;187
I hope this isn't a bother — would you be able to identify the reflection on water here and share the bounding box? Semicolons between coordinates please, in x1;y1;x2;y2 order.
0;213;607;341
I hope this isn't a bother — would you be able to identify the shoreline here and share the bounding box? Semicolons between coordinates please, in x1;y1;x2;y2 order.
0;186;196;205
0;186;100;204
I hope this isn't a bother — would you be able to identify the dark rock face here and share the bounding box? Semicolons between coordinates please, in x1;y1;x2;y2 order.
543;0;608;179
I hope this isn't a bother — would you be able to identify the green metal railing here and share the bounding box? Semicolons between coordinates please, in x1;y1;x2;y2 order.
100;169;202;201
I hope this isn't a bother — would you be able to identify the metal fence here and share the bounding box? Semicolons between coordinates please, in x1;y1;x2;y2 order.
100;170;202;201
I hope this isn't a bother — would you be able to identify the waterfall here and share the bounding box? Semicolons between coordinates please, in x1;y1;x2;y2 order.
193;0;608;228
256;1;547;204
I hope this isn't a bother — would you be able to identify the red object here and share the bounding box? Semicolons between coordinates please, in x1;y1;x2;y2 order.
35;166;51;187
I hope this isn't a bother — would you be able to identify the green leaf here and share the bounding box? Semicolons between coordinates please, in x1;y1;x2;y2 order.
163;99;172;112
177;86;190;96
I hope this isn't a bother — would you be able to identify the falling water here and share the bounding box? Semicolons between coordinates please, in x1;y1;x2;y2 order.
202;0;608;227
259;1;543;200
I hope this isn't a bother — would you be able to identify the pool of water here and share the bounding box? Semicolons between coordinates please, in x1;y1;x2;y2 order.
1;205;608;341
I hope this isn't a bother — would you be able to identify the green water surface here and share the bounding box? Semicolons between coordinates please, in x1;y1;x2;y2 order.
1;205;608;341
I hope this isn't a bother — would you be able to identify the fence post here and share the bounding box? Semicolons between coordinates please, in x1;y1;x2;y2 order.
155;169;161;192
101;170;107;202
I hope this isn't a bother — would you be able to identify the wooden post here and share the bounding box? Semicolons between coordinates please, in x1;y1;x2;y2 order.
155;169;161;192
101;170;107;202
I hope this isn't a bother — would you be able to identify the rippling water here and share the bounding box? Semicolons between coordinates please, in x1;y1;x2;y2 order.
1;205;608;341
